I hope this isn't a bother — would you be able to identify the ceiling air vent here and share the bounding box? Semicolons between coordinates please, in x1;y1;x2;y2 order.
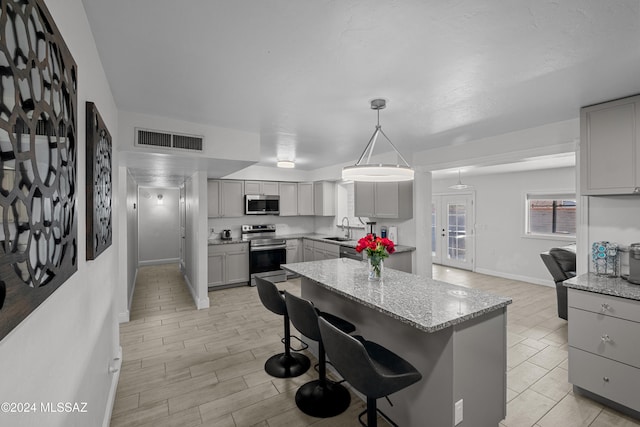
135;128;203;152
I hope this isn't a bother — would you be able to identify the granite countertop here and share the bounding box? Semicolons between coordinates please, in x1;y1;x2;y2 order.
208;233;416;253
564;273;640;301
207;238;247;245
282;258;512;333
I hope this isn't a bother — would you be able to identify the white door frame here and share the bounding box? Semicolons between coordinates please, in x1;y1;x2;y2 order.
432;192;476;271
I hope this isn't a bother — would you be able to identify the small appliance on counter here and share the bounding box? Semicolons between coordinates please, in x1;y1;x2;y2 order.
592;241;619;277
388;226;398;244
380;226;388;238
221;229;232;240
628;243;640;284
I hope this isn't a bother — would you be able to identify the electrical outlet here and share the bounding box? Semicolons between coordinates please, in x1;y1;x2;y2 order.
454;399;463;425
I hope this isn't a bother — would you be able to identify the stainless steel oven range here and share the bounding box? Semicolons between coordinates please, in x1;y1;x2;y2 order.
242;224;287;286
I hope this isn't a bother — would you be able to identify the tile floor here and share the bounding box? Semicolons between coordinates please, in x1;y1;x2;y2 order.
110;264;640;427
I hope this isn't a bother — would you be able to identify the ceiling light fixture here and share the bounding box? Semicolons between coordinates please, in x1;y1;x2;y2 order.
449;170;473;190
277;160;295;168
342;99;414;182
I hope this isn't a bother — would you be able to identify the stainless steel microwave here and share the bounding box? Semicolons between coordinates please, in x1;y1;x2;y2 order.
245;195;280;215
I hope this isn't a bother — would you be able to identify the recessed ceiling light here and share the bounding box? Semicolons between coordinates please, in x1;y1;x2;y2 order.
277;160;295;168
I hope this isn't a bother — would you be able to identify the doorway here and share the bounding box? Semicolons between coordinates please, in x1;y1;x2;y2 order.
432;193;475;270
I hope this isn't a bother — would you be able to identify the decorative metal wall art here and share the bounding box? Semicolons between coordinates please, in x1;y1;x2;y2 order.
86;102;112;260
0;0;78;340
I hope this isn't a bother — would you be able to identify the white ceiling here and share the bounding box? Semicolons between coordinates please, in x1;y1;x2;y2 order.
82;0;640;175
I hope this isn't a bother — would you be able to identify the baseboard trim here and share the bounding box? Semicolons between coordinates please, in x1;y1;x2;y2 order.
102;346;122;427
183;272;209;310
474;268;555;288
138;258;180;267
118;268;138;323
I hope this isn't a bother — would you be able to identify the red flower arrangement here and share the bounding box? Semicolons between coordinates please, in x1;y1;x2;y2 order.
355;234;395;279
355;234;396;257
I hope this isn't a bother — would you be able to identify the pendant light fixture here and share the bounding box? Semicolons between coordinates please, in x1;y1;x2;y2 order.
342;99;414;182
449;170;473;190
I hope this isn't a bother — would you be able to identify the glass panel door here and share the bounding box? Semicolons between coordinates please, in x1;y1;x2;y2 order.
432;194;474;270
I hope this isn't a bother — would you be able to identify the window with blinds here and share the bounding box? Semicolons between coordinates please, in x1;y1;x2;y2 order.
525;193;576;237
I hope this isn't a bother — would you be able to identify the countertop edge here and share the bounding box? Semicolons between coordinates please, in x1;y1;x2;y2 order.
208;233;416;253
564;273;640;301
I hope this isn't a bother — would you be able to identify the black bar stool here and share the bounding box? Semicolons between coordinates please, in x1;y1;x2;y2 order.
255;277;310;378
318;316;422;427
284;290;355;418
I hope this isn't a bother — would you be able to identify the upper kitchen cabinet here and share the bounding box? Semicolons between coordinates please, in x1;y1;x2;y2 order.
279;182;298;216
208;180;245;217
580;94;640;195
297;182;314;215
244;180;279;195
314;181;335;216
354;181;413;219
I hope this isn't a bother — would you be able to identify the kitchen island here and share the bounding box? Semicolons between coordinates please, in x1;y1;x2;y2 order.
282;258;512;427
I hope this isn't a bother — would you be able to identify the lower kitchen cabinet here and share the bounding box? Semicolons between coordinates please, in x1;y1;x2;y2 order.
385;251;412;273
285;239;301;278
303;239;339;261
208;243;249;288
567;288;640;413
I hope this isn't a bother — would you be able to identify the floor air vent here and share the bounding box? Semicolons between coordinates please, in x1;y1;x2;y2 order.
135;128;203;151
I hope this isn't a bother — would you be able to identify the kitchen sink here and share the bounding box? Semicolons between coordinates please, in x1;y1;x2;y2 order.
324;236;352;242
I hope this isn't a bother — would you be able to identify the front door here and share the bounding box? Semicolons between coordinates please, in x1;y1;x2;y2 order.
432;193;474;270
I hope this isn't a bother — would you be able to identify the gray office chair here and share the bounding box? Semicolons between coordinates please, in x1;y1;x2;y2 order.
255;277;310;378
284;290;355;418
319;316;422;427
540;246;576;320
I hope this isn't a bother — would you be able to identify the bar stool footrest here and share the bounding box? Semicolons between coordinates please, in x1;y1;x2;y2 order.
283;335;309;352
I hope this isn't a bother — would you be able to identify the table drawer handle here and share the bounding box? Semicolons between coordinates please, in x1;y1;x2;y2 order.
603;376;610;382
601;334;611;343
601;303;610;312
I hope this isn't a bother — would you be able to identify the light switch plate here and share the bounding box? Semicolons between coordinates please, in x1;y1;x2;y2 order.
454;399;463;425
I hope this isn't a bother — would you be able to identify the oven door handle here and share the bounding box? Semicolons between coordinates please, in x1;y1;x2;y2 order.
250;245;286;252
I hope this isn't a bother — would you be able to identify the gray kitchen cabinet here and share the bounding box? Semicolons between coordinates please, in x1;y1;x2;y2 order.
580;94;640;195
286;239;301;264
385;251;412;273
314;181;335;216
207;180;220;217
303;238;314;261
285;239;301;277
244;180;279;195
316;241;340;259
207;250;224;287
279;182;298;216
354;181;413;219
567;289;640;413
303;239;340;261
297;182;314;215
208;243;249;288
208;180;245;217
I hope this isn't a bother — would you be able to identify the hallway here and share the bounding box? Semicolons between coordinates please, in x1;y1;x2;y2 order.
111;264;640;427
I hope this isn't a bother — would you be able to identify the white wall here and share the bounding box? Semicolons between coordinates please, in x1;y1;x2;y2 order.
118;110;260;162
433;167;576;286
0;1;121;426
584;195;640;276
184;172;209;309
117;167;139;322
413;119;578;170
138;187;180;265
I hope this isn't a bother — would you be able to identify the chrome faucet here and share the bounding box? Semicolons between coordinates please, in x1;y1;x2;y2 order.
341;216;351;239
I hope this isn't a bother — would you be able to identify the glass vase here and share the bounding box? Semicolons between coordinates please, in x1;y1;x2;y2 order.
368;257;384;281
